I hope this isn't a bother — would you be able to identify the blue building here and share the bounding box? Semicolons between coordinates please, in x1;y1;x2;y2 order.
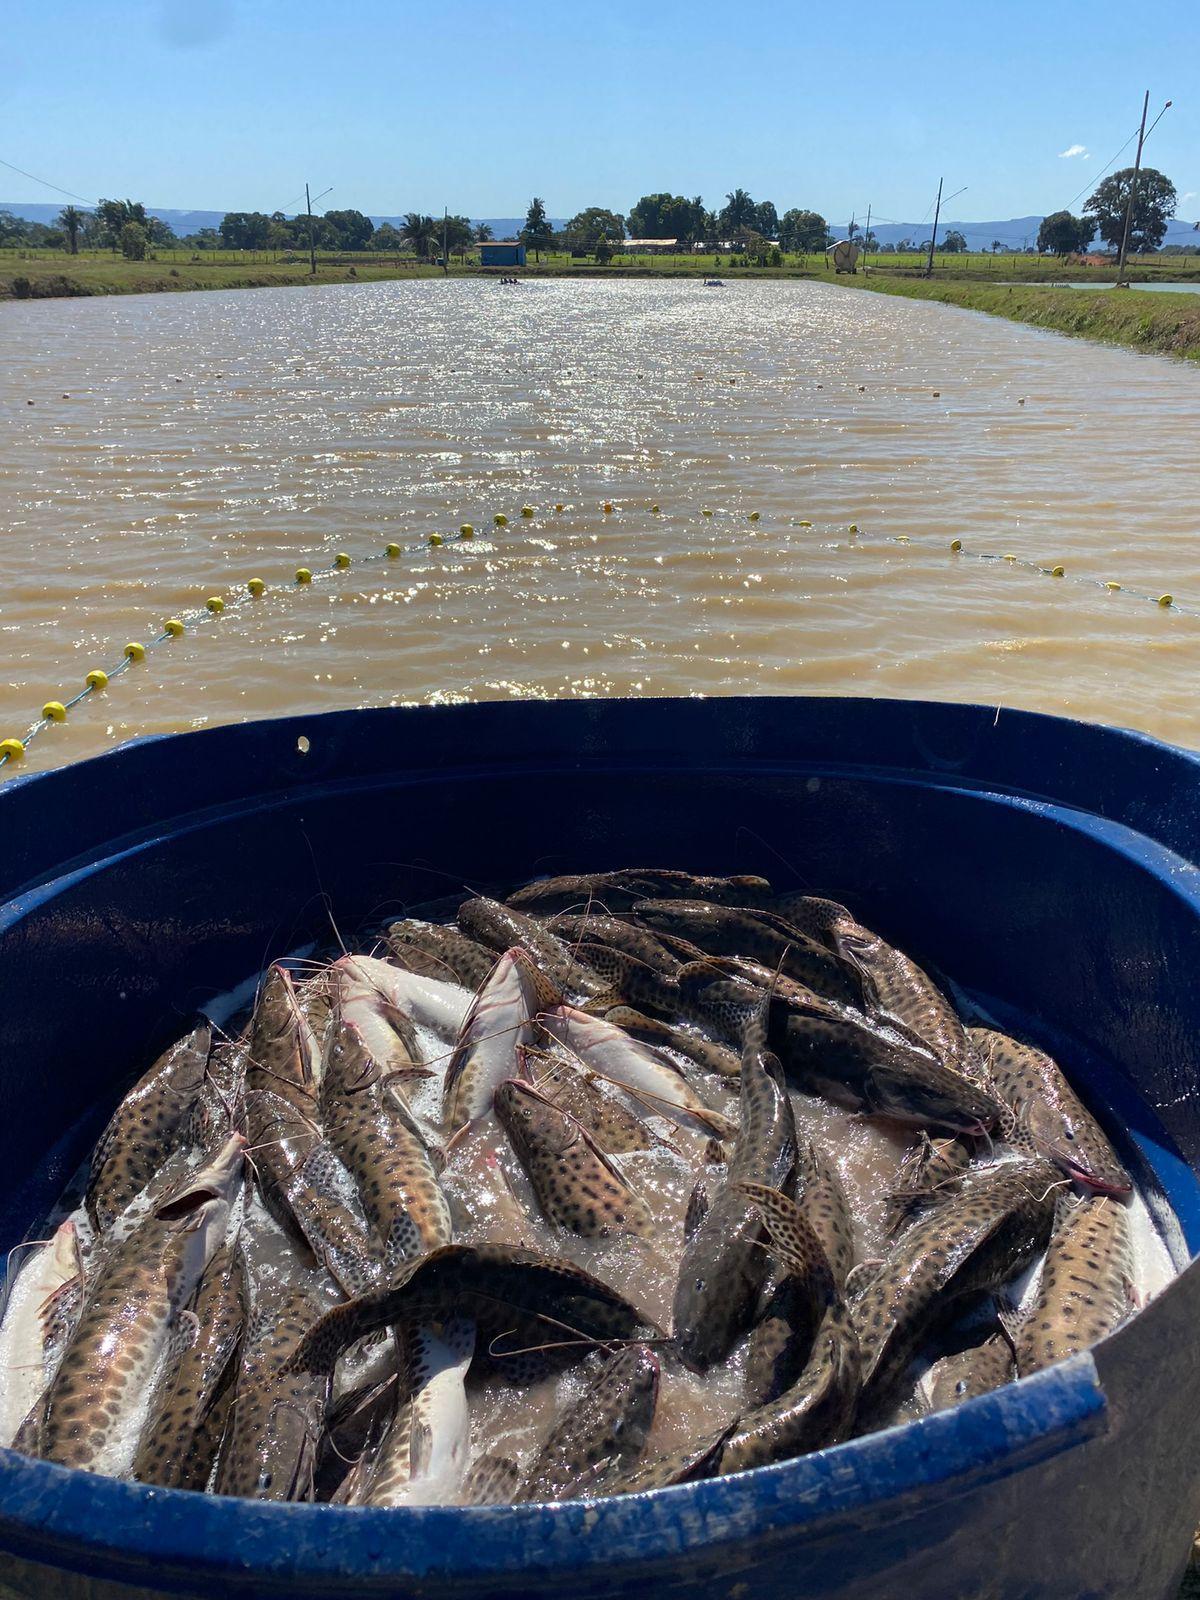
480;242;526;268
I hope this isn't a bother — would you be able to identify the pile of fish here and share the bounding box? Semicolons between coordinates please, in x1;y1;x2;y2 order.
0;867;1143;1506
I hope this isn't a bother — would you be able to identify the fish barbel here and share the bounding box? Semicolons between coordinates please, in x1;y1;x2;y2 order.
334;954;473;1042
508;870;773;916
385;920;498;990
523;1048;656;1154
458;897;609;999
547;912;685;977
515;1344;660;1502
971;1028;1131;1195
494;1078;653;1240
32;1134;244;1475
87;1022;213;1232
601;1006;742;1079
246;968;316;1119
538;1004;733;1141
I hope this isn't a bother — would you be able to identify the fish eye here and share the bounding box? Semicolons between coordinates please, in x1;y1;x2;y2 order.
1064;1128;1076;1141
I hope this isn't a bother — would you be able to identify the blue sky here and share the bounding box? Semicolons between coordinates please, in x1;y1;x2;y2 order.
4;0;1197;225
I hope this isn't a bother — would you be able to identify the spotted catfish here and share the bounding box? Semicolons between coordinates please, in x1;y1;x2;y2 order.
970;1028;1131;1195
538;1005;733;1142
851;1156;1060;1414
515;1345;660;1502
886;1133;977;1235
1016;1194;1134;1376
507;869;773;917
247;967;320;1119
924;1323;1016;1413
287;1245;659;1379
343;1318;475;1507
385;920;498;990
86;1023;213;1233
458;897;609;999
601;1007;742;1080
672;1013;797;1370
522;1049;655;1155
442;948;555;1132
495;1078;653;1240
547;913;685;978
322;1019;451;1268
30;1135;244;1475
0;1220;85;1448
132;1242;247;1489
631;900;867;1009
214;1246;331;1502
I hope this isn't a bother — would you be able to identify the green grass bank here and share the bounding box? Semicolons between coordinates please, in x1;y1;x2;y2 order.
849;276;1200;364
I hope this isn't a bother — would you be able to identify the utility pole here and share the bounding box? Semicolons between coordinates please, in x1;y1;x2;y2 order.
442;207;449;275
305;183;317;275
1116;91;1151;287
863;203;871;276
925;178;944;278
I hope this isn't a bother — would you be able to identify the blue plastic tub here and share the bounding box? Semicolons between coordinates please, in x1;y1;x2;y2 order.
2;695;1200;1600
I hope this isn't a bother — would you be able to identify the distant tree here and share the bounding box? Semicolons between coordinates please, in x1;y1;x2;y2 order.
323;209;374;250
719;188;756;236
120;220;148;259
473;222;494;243
371;223;404;252
564;207;625;256
97;199;147;251
879;242;896;253
441;214;474;259
861;229;878;251
57;205;86;255
896;236;914;252
400;212;438;259
220;212;273;250
521;196;553;261
1037;210;1093;257
147;215;177;247
940;230;967;253
847;220;860;239
753;200;778;238
594;235;614;264
1084;166;1176;253
778;209;827;252
0;210;24;245
991;238;1003;253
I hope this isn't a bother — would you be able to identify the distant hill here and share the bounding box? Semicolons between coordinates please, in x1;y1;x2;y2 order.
0;202;564;239
1;200;1194;249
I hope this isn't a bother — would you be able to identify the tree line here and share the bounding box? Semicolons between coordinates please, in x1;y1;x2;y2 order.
0;168;1183;262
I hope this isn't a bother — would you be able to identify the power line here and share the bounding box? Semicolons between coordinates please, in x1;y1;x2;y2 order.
1065;125;1140;209
0;156;95;206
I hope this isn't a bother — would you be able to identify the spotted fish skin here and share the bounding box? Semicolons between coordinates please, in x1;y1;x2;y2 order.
385;920;498;990
246;968;316;1120
132;1243;247;1489
86;1023;213;1233
442;949;549;1132
516;1345;660;1502
632;901;866;1009
672;1017;798;1371
0;1220;85;1448
32;1136;243;1475
829;918;976;1078
288;1244;658;1379
1017;1194;1133;1376
735;1181;839;1406
245;1087;379;1296
461;1452;520;1505
507;870;773;916
720;1299;861;1474
347;1318;475;1507
610;1421;737;1496
458;898;608;999
970;1028;1132;1196
851;1157;1059;1413
322;1020;451;1268
886;1134;976;1234
795;1135;855;1293
925;1327;1015;1412
214;1262;329;1502
602;1007;742;1079
547;914;684;978
523;1050;654;1154
495;1078;653;1240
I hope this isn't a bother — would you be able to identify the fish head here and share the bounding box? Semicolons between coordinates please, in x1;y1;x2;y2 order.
47;1217;82;1280
493;1078;578;1159
1022;1097;1132;1195
867;1062;1001;1135
509;947;562;1014
322;1018;378;1099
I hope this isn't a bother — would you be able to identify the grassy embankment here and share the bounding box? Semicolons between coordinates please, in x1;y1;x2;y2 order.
850;275;1200;364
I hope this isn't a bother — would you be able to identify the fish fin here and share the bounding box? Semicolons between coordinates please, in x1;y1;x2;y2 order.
703;1138;727;1166
165;1309;201;1369
461;1452;520;1506
993;1294;1023;1349
408;1415;435;1479
684;1179;709;1240
39;1272;84;1353
844;1259;883;1301
732;1180;834;1289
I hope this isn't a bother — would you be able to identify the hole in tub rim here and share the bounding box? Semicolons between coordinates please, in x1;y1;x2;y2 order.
0;1356;1108;1589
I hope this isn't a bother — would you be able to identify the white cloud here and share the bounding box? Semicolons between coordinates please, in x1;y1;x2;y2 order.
1183;191;1197;204
1058;144;1090;159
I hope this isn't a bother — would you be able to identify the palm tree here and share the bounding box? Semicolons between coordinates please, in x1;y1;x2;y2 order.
57;205;84;255
721;188;755;234
473;222;494;244
400;212;437;260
